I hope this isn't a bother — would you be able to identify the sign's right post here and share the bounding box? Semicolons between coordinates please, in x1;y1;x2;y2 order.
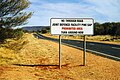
83;35;86;66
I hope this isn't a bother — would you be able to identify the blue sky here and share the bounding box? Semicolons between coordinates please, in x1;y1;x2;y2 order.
22;0;120;27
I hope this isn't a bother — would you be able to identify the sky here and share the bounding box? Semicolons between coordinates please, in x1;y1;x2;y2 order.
22;0;120;27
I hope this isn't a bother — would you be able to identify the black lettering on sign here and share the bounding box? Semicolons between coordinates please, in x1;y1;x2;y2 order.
71;23;81;26
77;19;83;22
61;19;65;22
60;23;70;26
87;24;92;26
82;24;86;26
61;31;67;34
68;31;77;34
52;23;59;26
66;19;76;22
77;31;83;34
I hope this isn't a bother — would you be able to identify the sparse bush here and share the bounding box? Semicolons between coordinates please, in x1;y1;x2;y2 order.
0;28;24;42
41;29;47;34
13;29;24;39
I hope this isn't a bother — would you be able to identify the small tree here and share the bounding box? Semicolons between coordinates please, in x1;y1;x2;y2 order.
0;0;32;28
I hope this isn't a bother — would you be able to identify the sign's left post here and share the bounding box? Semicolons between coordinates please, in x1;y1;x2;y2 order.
50;18;62;69
59;35;62;69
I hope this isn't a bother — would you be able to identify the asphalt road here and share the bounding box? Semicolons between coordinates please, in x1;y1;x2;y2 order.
34;34;120;61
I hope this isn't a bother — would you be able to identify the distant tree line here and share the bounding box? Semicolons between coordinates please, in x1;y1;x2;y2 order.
94;22;120;37
36;27;50;34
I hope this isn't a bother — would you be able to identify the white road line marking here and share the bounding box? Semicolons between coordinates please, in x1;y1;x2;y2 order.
36;34;44;38
89;43;95;45
62;43;120;60
87;49;120;60
112;47;120;50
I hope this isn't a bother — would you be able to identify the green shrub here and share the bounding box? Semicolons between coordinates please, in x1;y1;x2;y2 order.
41;29;47;34
0;28;24;42
13;29;24;39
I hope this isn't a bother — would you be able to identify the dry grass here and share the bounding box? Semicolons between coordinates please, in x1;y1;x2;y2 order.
0;33;30;65
0;33;120;80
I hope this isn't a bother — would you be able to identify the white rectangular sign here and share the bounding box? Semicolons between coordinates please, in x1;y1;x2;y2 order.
50;18;94;35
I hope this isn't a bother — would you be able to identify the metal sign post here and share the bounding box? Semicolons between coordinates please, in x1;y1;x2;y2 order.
59;35;62;69
83;35;86;66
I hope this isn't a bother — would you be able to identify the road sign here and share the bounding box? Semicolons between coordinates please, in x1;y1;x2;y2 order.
50;18;94;69
50;18;94;35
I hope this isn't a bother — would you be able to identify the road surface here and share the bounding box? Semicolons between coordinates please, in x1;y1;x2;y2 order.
34;34;120;61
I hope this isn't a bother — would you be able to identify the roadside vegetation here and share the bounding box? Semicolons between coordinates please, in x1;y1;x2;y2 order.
0;0;32;42
0;28;24;42
0;0;32;65
93;22;120;42
0;33;27;65
0;0;32;69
